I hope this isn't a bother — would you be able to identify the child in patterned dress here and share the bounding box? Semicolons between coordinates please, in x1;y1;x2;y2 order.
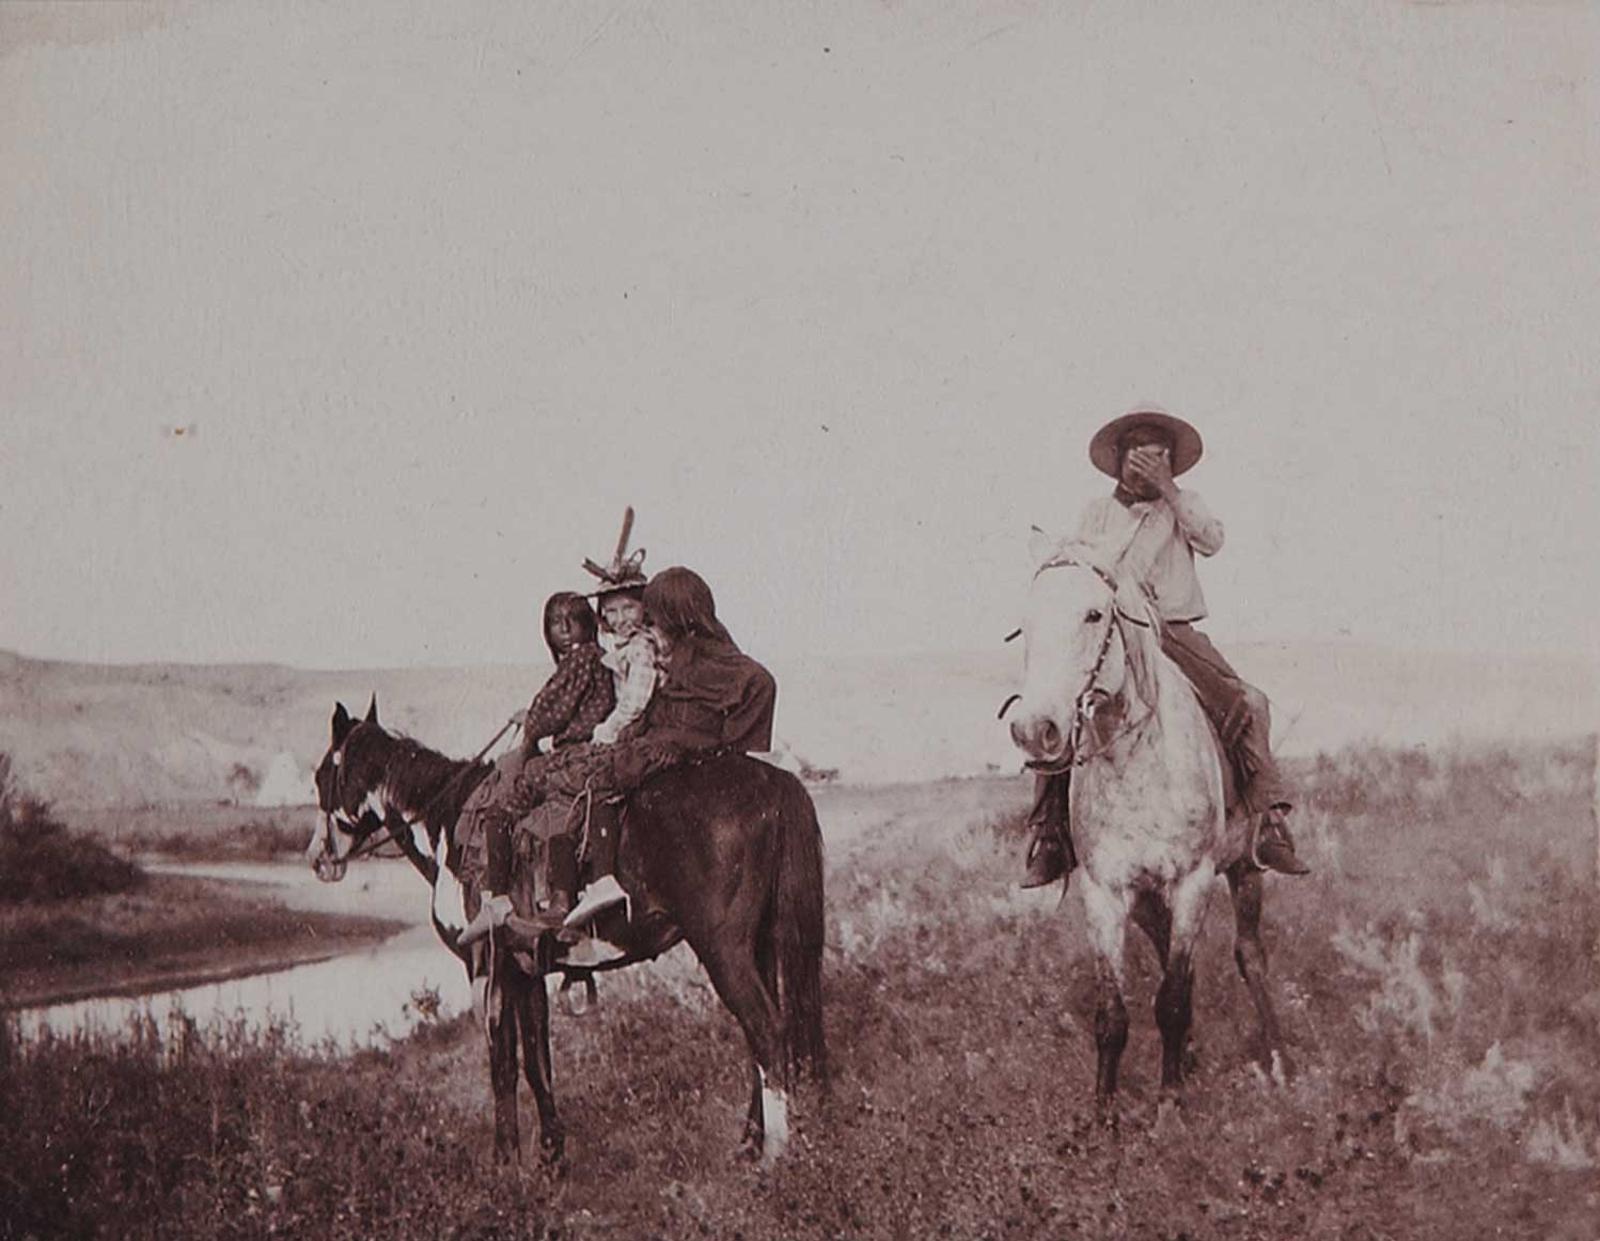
458;592;613;944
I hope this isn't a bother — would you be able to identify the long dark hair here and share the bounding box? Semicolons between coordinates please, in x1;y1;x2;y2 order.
643;567;736;649
542;592;599;662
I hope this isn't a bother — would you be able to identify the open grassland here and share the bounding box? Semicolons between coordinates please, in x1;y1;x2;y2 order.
2;740;1595;1240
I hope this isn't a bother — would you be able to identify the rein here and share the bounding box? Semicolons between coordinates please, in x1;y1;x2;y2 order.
1028;554;1158;771
325;718;516;868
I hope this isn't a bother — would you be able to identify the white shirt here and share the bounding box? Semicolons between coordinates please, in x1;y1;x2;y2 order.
591;630;659;744
1073;489;1224;622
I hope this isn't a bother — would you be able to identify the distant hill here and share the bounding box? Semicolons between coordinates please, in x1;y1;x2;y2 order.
0;645;1592;810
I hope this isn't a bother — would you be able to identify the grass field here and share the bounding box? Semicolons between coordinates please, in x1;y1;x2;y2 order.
3;739;1595;1239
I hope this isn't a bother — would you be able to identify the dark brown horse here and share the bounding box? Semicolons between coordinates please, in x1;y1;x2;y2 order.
307;697;826;1165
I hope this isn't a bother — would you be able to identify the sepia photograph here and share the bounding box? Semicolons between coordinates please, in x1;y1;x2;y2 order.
2;2;1595;1237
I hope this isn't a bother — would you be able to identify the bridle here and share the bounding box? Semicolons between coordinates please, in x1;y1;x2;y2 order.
313;733;402;881
1022;553;1154;773
313;717;516;881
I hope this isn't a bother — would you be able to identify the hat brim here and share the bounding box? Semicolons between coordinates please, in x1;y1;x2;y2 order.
1088;410;1203;478
589;579;646;599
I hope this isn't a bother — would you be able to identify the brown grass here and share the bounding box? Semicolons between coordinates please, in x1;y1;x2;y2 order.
1;739;1596;1239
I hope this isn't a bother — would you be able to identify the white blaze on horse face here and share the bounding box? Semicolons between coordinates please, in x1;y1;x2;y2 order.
325;812;357;861
758;1067;790;1164
305;814;330;866
431;830;468;935
1016;562;1118;753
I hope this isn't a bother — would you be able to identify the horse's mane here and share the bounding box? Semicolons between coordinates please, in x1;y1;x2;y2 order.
376;729;490;829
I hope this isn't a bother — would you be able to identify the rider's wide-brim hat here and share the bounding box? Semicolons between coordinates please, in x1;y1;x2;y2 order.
1088;407;1204;478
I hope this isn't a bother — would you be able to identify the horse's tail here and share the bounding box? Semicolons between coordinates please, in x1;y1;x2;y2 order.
771;773;827;1084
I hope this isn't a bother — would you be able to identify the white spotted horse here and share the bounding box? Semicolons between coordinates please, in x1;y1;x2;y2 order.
307;697;826;1165
1007;538;1294;1116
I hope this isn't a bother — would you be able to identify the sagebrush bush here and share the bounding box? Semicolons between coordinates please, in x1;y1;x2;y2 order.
0;753;144;903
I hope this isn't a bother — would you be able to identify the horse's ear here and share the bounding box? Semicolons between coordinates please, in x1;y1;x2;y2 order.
365;693;378;725
332;702;353;743
1028;525;1058;567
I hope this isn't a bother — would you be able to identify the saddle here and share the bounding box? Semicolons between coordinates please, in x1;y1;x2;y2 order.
508;794;623;911
498;793;679;978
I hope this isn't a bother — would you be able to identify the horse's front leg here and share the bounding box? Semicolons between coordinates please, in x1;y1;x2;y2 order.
1080;881;1129;1117
1225;862;1294;1083
487;962;522;1162
1156;868;1213;1092
515;971;564;1167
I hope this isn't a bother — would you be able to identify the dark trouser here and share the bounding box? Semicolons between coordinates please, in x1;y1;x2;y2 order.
1028;769;1075;862
504;735;693;814
1159;622;1289;816
458;761;526;891
462;735;705;893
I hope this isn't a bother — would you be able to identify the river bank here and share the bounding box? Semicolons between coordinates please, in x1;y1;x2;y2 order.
2;779;1012;1018
0;869;407;1010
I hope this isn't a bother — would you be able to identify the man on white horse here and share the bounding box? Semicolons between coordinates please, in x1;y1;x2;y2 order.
1021;406;1308;888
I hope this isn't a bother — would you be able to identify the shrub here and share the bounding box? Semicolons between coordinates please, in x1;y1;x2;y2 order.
0;753;144;903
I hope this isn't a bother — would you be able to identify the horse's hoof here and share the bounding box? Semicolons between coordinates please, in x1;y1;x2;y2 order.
559;974;598;1018
1268;1047;1296;1086
1152;1094;1185;1138
540;1137;567;1173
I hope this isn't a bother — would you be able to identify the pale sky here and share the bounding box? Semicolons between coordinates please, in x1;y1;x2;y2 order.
3;1;1596;669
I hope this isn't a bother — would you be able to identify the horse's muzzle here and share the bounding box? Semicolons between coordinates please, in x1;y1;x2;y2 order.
313;853;348;884
1010;711;1068;767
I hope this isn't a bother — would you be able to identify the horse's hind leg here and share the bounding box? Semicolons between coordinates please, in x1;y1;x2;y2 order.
1156;869;1213;1092
514;972;564;1167
1226;862;1294;1082
695;940;788;1162
742;924;779;1148
1080;882;1129;1113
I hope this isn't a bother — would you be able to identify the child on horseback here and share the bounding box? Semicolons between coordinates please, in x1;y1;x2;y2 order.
457;591;614;944
1021;406;1308;890
460;512;670;942
490;564;778;929
555;541;663;923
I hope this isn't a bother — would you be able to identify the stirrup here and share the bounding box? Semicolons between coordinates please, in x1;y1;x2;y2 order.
562;873;629;928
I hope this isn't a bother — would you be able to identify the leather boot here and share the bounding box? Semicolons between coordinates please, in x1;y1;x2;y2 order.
459;892;514;945
1021;827;1071;889
563;873;629;927
1253;804;1310;875
542;835;578;920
